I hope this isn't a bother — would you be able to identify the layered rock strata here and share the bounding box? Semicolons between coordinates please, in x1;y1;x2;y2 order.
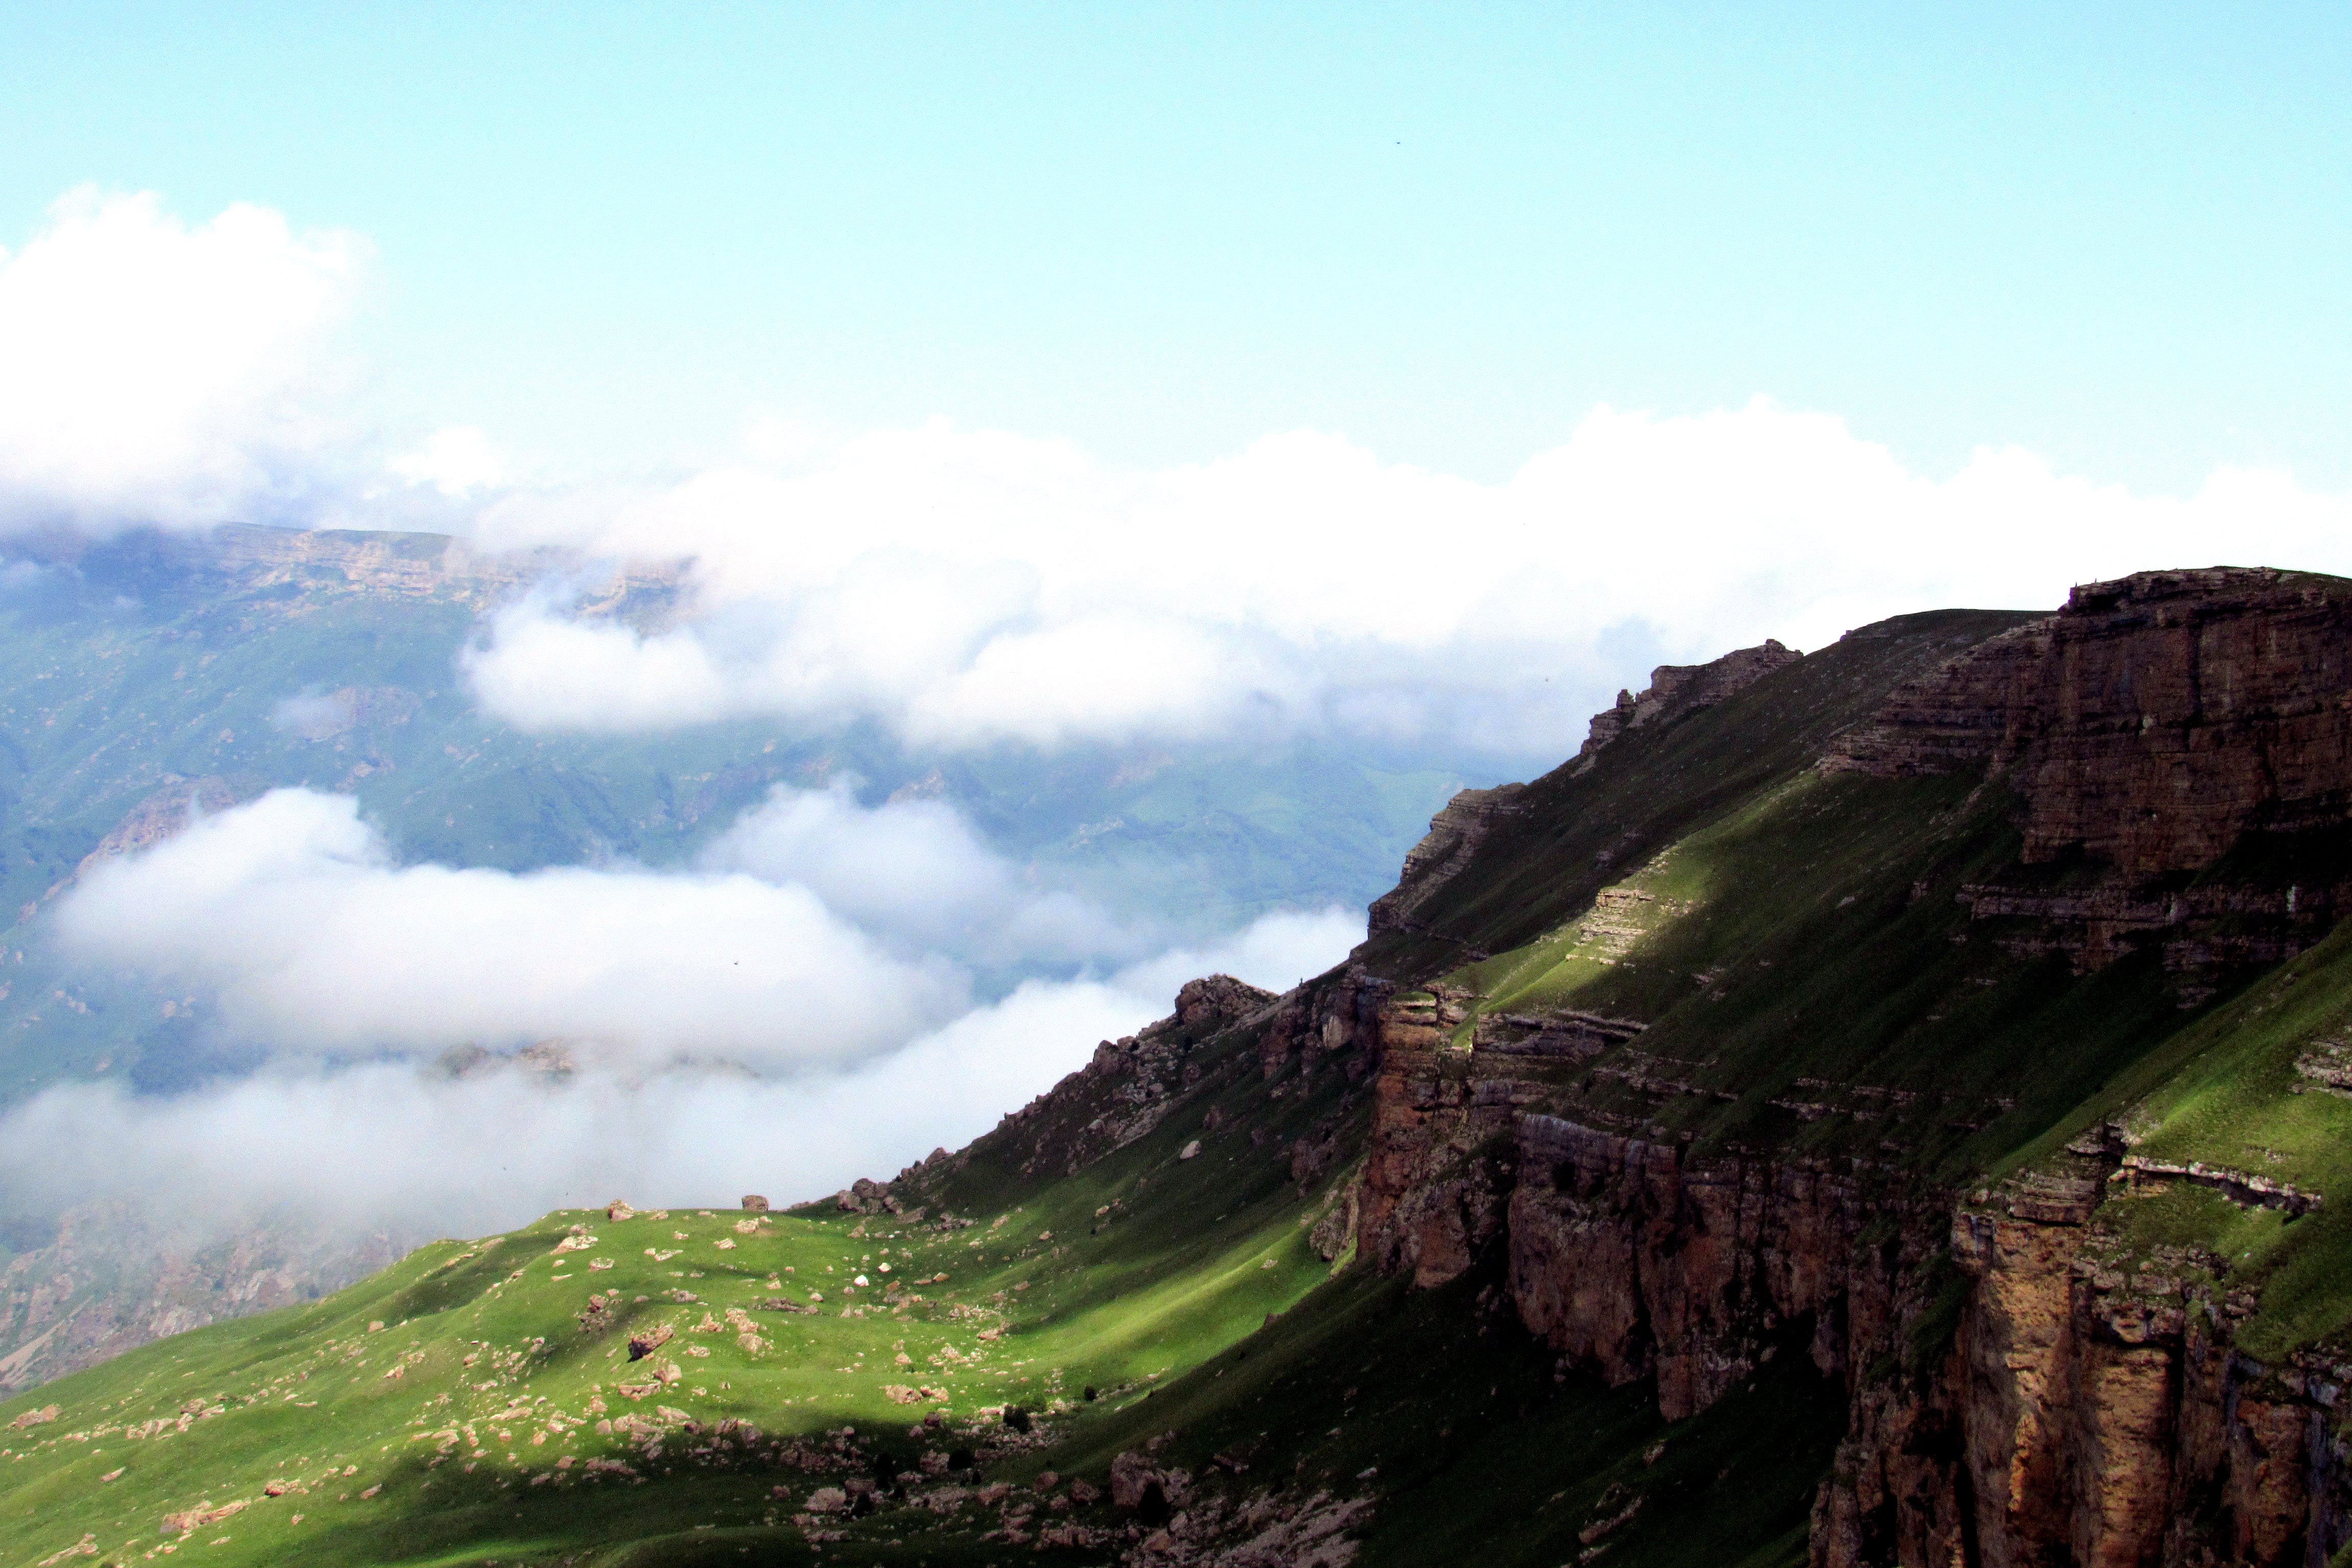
1357;1037;2352;1565
1576;639;1803;768
1369;639;1802;940
1831;568;2352;876
1819;1195;2352;1568
1349;570;2352;1564
1367;787;1527;938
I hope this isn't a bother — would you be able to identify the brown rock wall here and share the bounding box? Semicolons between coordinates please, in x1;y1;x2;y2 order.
1815;1204;2352;1568
1831;567;2352;877
1508;1115;1905;1419
1367;787;1527;936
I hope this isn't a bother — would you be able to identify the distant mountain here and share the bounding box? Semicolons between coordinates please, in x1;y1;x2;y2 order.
0;523;1497;1392
14;566;2352;1565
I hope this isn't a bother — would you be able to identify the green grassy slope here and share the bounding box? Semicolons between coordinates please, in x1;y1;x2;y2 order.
0;977;1849;1568
1431;769;2218;1178
1359;608;2040;982
0;990;1342;1565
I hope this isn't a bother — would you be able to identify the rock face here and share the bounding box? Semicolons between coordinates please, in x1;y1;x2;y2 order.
1819;1194;2352;1568
1510;1116;1915;1423
1832;568;2352;875
1341;576;2352;1565
1357;988;1521;1288
1826;568;2352;974
1575;640;1801;767
1353;1035;2352;1567
1367;787;1527;937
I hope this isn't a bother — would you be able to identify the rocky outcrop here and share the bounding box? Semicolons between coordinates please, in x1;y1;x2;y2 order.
1367;787;1527;937
1817;1192;2352;1568
1831;568;2352;875
1355;988;1526;1288
1172;975;1280;1031
1509;1116;1925;1422
1828;568;2352;975
1465;1100;2352;1567
1575;639;1802;769
1954;878;2346;975
879;977;1285;1198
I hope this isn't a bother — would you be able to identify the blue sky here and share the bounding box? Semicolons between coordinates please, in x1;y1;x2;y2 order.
7;2;2352;1225
6;2;2347;491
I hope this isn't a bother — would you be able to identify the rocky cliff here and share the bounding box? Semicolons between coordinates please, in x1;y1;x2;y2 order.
1344;567;2352;1567
1576;638;1802;768
1828;569;2352;876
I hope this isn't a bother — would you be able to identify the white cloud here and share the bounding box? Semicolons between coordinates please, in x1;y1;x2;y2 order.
386;424;511;496
0;979;1153;1235
458;405;2352;756
47;782;1357;1083
54;788;967;1069
0;187;370;530
16;805;1360;1233
699;779;1133;965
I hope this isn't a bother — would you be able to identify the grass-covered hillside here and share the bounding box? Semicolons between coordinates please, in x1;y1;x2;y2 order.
0;975;1847;1568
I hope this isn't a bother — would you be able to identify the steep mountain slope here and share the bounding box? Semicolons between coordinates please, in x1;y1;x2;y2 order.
10;565;2352;1566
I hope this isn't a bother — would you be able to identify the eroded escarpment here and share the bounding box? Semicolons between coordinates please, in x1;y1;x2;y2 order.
1830;568;2352;875
1822;1182;2352;1568
1353;1012;2352;1567
1510;1113;2352;1566
1368;638;1801;941
1345;567;2352;1566
1367;788;1529;940
1832;568;2352;974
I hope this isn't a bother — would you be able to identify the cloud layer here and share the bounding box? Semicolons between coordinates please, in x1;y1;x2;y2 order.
0;188;370;531
698;779;1133;967
0;978;1145;1236
18;782;1359;1231
55;788;967;1069
459;410;2352;756
10;189;2351;765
